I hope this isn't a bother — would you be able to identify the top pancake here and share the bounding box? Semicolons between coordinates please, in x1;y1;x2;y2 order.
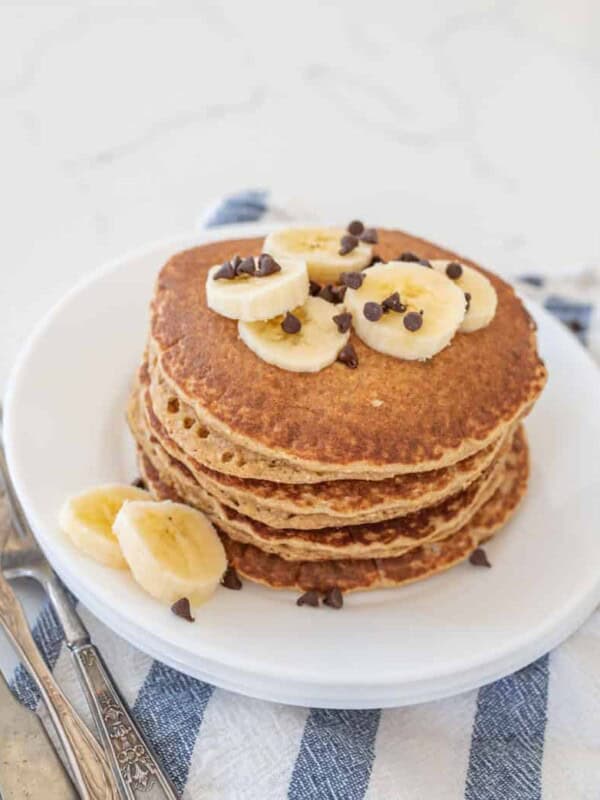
150;228;546;474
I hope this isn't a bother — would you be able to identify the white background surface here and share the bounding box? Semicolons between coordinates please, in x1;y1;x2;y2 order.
1;0;600;676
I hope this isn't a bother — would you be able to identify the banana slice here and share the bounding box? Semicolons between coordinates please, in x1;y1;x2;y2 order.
344;262;466;360
59;484;150;568
238;296;350;373
206;256;308;322
113;500;227;606
263;227;372;284
430;260;498;332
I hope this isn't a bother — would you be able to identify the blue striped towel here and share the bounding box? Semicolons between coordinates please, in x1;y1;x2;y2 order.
10;191;600;799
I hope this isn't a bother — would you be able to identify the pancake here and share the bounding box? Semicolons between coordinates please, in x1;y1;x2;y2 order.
149;229;546;477
139;423;529;592
131;372;511;528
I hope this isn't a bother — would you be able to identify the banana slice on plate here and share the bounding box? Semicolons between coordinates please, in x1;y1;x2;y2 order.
206;255;308;322
238;296;350;373
59;484;150;568
114;500;227;606
344;262;466;361
263;227;373;284
430;260;498;332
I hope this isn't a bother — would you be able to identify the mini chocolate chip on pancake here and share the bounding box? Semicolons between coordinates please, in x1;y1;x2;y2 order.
282;312;302;334
323;587;343;609
171;597;194;621
297;589;320;607
404;311;423;332
333;311;352;333
446;262;463;280
399;252;420;262
309;280;322;296
131;476;147;489
364;301;383;322
360;227;378;244
256;254;281;277
469;547;491;567
337;342;358;368
339;234;359;256
347;220;365;236
213;261;236;280
465;291;472;311
221;566;243;590
237;256;256;276
382;291;406;313
341;271;364;289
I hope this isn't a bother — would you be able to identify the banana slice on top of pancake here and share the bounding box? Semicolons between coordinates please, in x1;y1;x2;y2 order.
238;296;351;372
263;226;373;284
206;254;309;322
344;261;466;361
430;259;498;332
114;499;227;605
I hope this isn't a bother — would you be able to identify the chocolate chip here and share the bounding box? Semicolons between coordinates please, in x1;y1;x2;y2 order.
367;255;384;267
340;271;364;290
331;285;347;303
213;261;236;280
333;311;352;333
221;567;242;590
237;256;256;276
446;262;463;280
171;597;194;622
347;220;364;236
256;254;282;276
465;292;472;311
399;252;420;262
363;301;383;322
382;291;406;313
419;259;432;268
309;280;322;296
337;342;358;368
403;311;423;332
323;587;343;609
230;255;242;270
281;312;302;334
297;590;320;607
469;548;491;568
131;477;147;489
360;227;378;244
339;234;359;256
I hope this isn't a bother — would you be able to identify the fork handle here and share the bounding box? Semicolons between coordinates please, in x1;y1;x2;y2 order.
70;643;179;799
0;575;119;800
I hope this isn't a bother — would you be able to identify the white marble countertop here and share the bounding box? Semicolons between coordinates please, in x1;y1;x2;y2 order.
1;0;599;674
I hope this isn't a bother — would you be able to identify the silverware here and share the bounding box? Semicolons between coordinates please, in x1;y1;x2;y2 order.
0;409;179;800
0;668;79;799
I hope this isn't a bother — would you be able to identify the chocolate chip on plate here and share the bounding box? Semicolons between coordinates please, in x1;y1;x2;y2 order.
131;477;147;489
171;597;194;622
347;220;364;236
465;291;472;311
399;252;420;262
363;301;383;322
403;311;423;332
237;256;256;276
323;587;344;609
221;567;243;590
281;312;302;334
339;234;359;256
360;227;378;244
340;271;364;290
337;342;358;368
333;311;352;334
382;291;406;313
446;261;463;280
309;280;322;296
256;254;282;276
213;261;236;280
469;548;491;568
297;590;320;607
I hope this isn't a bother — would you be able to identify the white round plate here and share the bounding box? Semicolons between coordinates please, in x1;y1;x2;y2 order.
5;224;600;708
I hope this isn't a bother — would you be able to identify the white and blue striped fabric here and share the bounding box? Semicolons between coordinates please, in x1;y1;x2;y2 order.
10;192;600;799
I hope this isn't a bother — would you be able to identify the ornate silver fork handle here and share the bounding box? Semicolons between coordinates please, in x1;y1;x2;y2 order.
0;571;119;800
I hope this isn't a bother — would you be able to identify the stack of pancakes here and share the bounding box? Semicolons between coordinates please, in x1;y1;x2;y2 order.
128;229;547;594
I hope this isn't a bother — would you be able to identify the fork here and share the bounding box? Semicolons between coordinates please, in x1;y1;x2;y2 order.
0;409;179;800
